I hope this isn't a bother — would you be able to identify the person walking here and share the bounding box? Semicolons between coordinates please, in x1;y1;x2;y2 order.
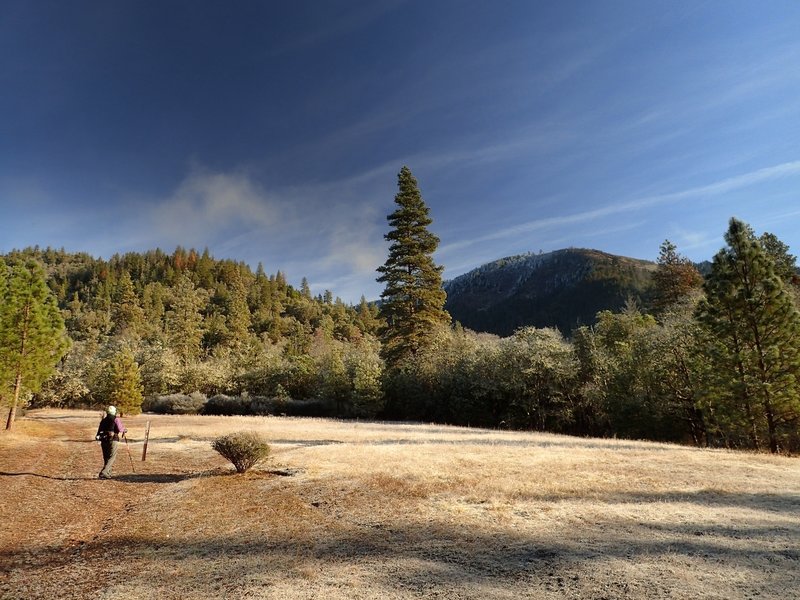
96;405;127;479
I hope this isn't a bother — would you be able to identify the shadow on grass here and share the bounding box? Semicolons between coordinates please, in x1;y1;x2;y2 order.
112;472;199;484
525;489;800;515
0;471;92;481
3;502;798;597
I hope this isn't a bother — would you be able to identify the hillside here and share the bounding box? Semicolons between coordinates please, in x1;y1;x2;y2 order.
444;248;657;336
1;410;797;599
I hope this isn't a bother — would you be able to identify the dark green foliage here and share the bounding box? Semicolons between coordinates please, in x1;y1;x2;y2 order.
589;308;687;441
759;232;798;285
0;259;70;429
382;325;583;432
142;392;207;414
697;218;800;453
201;394;330;417
211;431;270;473
203;394;253;415
103;348;144;415
377;167;450;367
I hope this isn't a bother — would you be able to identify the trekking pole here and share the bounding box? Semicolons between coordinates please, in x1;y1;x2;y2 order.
123;432;136;474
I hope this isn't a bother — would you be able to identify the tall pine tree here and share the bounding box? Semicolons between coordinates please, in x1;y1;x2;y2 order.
165;275;206;365
697;218;800;453
376;166;450;367
0;260;70;429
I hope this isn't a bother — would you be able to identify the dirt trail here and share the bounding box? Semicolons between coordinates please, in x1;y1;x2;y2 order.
0;414;161;599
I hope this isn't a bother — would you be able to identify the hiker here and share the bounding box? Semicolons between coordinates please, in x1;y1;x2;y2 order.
95;405;127;479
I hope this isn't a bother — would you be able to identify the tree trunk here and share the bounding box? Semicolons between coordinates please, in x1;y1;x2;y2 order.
6;302;30;431
5;371;23;430
763;397;779;454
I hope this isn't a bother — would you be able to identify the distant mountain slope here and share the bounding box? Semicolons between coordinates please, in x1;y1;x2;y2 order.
443;248;656;336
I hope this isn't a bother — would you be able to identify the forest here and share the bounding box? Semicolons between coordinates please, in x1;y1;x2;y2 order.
1;168;799;454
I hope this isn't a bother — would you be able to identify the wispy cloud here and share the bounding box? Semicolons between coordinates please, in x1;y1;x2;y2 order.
439;160;800;256
148;169;279;245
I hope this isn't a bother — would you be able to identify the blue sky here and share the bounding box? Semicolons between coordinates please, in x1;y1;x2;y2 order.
2;1;799;302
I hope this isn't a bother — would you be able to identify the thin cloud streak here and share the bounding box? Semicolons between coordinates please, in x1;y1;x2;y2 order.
439;160;800;256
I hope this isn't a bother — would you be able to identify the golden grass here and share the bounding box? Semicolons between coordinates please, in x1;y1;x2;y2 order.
1;409;798;599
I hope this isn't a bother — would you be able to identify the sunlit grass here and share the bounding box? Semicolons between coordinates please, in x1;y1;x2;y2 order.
1;409;797;599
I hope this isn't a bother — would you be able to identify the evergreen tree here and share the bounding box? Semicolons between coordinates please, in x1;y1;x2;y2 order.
300;277;312;299
104;348;144;415
355;295;381;335
652;240;703;314
0;260;70;429
225;268;252;346
697;218;800;453
112;271;145;337
141;282;167;341
165;275;206;365
376;167;450;366
759;232;798;285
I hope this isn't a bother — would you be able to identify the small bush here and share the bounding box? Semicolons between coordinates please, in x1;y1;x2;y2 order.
211;431;270;473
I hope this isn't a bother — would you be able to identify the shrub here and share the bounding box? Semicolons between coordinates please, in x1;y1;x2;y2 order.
202;394;250;415
143;392;207;414
211;432;270;473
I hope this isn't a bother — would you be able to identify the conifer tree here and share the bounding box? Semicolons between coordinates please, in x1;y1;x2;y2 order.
759;232;798;285
0;260;70;429
112;271;145;337
376;166;450;366
104;348;144;415
355;295;381;335
165;275;206;365
697;218;800;453
652;240;703;314
225;268;252;346
301;277;312;299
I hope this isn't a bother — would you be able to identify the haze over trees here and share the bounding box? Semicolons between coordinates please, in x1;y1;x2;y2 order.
1;167;798;453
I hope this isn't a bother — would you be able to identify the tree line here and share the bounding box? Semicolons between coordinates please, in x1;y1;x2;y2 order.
2;167;799;453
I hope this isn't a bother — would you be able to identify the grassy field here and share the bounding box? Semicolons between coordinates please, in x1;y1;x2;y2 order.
1;409;798;599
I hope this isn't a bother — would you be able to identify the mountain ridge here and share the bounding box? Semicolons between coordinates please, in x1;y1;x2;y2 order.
443;247;657;336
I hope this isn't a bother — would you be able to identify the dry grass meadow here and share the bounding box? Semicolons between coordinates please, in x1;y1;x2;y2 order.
1;409;798;599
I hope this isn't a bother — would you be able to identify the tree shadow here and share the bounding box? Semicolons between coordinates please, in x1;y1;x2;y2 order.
0;471;92;481
3;506;797;598
532;489;800;515
112;472;199;484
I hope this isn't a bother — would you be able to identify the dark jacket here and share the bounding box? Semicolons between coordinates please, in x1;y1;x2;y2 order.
96;415;126;441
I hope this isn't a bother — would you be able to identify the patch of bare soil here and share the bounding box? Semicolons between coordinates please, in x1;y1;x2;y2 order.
1;409;798;599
